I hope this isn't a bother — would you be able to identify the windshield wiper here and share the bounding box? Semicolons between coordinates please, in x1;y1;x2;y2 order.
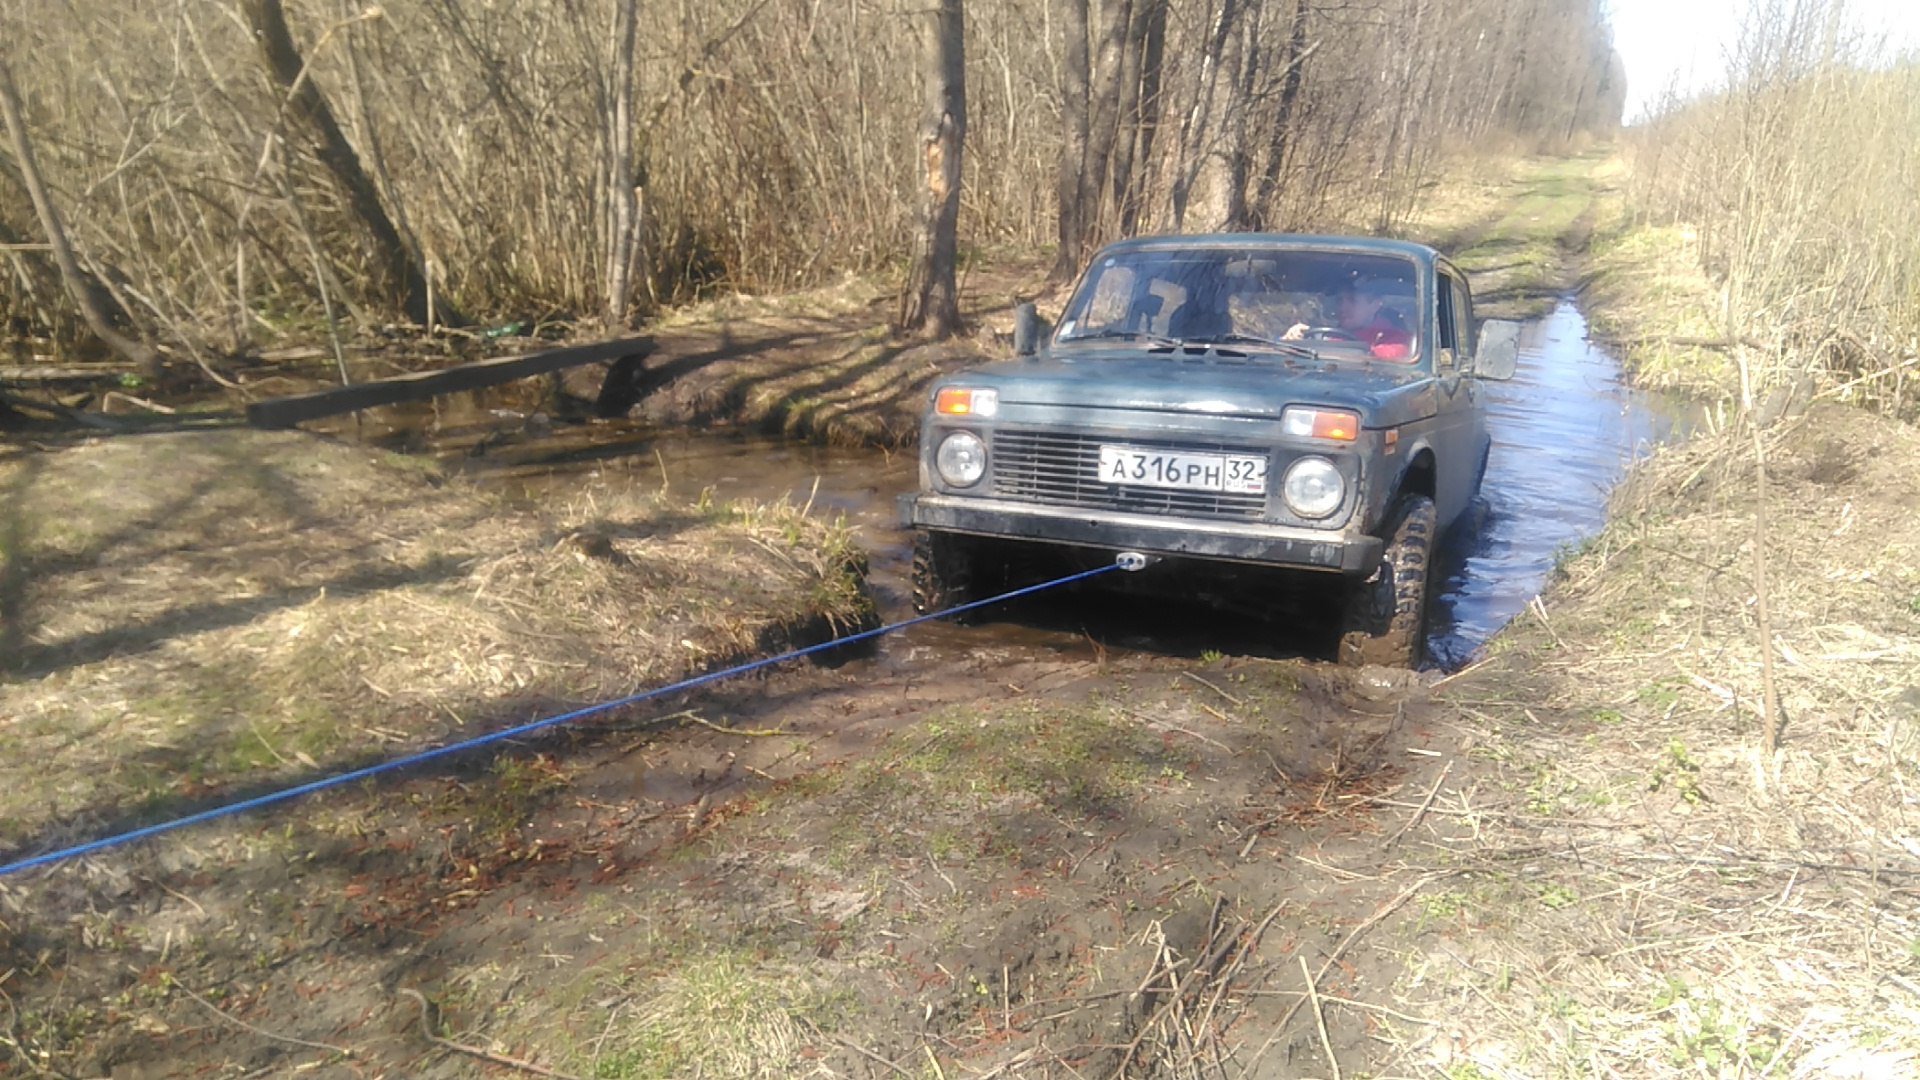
1179;333;1320;360
1060;328;1187;348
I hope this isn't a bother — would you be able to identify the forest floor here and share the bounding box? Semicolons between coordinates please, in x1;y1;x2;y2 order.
2;153;1916;1080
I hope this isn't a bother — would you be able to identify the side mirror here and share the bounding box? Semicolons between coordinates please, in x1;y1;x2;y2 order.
1475;319;1520;381
1013;302;1050;357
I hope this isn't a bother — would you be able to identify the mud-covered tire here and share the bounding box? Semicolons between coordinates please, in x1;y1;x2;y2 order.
1337;494;1436;668
910;530;978;618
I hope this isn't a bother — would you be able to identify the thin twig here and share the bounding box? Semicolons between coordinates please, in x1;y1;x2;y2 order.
139;875;208;918
1239;989;1441;1026
1194;898;1290;1055
1529;595;1566;650
1181;671;1245;707
1300;955;1342;1080
823;1030;914;1078
399;988;583;1079
681;714;796;738
177;982;352;1058
100;391;177;414
1244;872;1451;1073
1385;760;1451;848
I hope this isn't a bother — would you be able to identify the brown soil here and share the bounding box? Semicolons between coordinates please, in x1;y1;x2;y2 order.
2;604;1461;1078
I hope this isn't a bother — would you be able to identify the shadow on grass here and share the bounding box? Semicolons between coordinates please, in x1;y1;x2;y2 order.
0;455;36;667
2;555;470;680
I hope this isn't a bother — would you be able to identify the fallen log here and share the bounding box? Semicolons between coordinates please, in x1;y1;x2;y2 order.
246;336;654;429
0;363;133;383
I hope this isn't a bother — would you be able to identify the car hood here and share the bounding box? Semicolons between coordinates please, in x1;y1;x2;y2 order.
956;352;1433;426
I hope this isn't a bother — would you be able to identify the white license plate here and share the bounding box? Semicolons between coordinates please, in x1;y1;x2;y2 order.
1097;445;1267;494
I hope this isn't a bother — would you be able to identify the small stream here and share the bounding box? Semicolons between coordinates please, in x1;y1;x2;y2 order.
403;298;1686;668
1425;299;1694;665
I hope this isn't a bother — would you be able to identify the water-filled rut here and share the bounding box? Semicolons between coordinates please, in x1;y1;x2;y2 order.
411;298;1683;668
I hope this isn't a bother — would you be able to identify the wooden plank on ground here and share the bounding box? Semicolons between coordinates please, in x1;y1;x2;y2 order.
245;336;654;429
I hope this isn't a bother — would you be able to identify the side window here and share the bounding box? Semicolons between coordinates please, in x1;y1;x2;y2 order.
1436;273;1458;351
1452;277;1475;354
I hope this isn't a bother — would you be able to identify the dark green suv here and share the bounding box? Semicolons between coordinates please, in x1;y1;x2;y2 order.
899;234;1518;666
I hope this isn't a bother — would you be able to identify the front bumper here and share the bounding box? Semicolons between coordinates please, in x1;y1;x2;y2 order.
901;493;1383;574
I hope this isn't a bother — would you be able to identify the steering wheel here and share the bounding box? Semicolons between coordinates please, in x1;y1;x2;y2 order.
1295;326;1362;343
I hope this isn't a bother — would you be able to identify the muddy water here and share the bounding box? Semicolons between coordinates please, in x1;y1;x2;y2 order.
425;298;1683;668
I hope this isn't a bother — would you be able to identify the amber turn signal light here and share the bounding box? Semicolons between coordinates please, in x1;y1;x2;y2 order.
935;387;998;417
1281;406;1359;441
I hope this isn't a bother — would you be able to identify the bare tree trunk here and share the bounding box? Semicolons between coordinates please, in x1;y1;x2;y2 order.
1250;0;1309;229
603;0;641;327
1109;0;1145;218
243;0;453;327
1169;0;1241;228
0;155;94;337
1220;2;1264;230
1052;0;1091;281
1082;0;1132;237
900;0;966;338
0;56;160;377
1115;0;1167;235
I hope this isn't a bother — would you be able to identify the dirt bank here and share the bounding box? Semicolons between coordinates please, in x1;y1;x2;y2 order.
1399;402;1920;1076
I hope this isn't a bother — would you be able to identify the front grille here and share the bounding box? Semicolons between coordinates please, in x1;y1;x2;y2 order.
990;430;1268;521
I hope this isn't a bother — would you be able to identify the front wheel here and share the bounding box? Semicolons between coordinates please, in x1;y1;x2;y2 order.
1337;494;1436;668
910;530;979;619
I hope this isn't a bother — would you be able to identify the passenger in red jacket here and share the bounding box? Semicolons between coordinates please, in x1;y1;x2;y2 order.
1282;282;1415;360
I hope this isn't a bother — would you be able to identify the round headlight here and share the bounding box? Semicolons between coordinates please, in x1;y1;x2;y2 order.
935;431;987;487
1282;456;1344;519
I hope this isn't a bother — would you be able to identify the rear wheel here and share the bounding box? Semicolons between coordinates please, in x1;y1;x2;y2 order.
911;530;979;618
1337;494;1436;668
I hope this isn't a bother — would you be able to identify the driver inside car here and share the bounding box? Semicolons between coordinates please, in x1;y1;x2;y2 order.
1282;281;1415;360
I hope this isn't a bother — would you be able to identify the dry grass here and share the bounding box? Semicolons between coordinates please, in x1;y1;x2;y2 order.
1422;152;1615;319
1582;214;1734;394
584;952;844;1080
1620;2;1920;421
1389;404;1920;1077
0;429;871;857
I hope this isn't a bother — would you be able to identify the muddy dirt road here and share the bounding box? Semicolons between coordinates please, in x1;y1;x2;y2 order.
54;296;1676;1079
7;150;1909;1080
0;290;1680;1078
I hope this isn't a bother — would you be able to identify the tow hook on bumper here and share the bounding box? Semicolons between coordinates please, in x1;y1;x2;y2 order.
1114;551;1158;572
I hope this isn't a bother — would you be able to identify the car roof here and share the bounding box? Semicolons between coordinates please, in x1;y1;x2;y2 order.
1092;233;1442;268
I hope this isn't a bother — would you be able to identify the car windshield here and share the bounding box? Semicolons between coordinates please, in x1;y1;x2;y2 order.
1054;247;1422;363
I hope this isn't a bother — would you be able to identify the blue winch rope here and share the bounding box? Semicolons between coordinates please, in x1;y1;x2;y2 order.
0;559;1131;879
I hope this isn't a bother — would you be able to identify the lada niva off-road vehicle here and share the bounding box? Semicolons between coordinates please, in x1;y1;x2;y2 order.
898;235;1520;667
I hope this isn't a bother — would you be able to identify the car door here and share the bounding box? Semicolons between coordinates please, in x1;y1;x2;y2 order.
1450;272;1490;490
1429;268;1479;528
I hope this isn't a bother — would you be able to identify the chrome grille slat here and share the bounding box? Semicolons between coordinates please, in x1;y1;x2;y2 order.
990;431;1267;521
